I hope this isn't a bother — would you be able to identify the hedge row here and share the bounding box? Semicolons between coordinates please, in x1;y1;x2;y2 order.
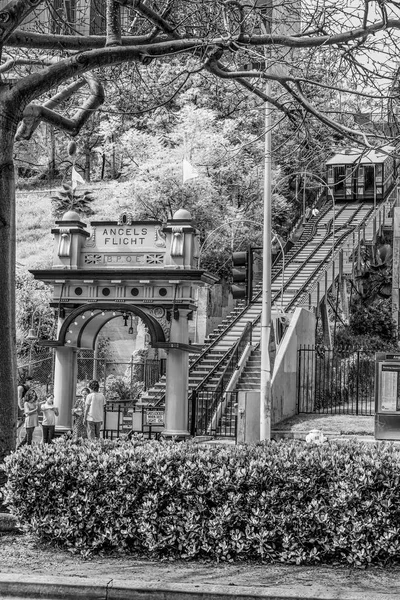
2;437;400;565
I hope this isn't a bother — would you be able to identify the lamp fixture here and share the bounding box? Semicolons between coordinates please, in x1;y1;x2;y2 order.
128;315;134;335
26;328;37;341
122;312;129;327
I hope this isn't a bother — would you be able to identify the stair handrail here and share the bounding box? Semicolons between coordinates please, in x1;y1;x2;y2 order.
205;319;255;399
150;343;235;407
187;206;339;370
145;201;375;409
293;196;396;310
191;317;259;434
287;203;378;311
145;201;345;407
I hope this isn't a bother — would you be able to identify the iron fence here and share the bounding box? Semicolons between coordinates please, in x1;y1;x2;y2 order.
298;345;375;415
187;319;256;439
190;390;238;438
102;401;164;440
17;350;163;404
17;350;54;397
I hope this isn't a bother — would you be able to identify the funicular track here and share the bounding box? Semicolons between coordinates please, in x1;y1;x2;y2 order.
138;201;379;436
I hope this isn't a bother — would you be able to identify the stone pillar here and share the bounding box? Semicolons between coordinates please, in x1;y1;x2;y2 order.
53;346;77;431
163;309;190;437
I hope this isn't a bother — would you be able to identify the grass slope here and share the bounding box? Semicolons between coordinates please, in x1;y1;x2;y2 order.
16;180;136;269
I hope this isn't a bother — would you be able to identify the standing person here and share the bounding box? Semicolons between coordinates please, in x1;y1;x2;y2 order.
18;388;39;448
312;207;320;218
72;388;89;441
17;376;33;434
40;394;59;444
83;380;106;440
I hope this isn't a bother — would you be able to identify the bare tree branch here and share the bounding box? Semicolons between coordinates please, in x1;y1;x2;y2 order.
15;74;104;140
0;0;43;45
106;0;122;47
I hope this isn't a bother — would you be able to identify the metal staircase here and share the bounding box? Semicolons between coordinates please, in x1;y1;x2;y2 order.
123;198;393;437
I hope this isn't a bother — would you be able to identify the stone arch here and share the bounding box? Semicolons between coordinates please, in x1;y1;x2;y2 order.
58;302;166;349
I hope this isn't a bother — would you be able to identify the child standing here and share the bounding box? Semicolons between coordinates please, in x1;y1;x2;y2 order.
72;388;89;440
40;394;59;444
18;388;40;448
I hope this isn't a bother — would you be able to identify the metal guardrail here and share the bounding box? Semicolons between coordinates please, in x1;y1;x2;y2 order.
297;345;375;415
190;318;259;437
103;401;165;440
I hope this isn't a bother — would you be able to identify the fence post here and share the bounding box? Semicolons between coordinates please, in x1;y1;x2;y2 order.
130;355;134;401
356;350;360;415
190;390;197;437
297;347;302;413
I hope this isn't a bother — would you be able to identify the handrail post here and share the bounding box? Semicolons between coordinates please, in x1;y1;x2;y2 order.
190;390;197;436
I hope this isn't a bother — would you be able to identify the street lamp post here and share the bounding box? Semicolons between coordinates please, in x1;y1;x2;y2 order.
260;77;272;442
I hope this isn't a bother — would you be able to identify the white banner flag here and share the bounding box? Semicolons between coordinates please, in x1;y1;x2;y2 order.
71;166;85;190
183;159;199;183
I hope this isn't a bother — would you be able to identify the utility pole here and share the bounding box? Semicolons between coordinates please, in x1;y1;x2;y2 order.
260;79;272;441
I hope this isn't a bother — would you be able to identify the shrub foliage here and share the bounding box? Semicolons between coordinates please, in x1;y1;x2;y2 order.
2;438;400;565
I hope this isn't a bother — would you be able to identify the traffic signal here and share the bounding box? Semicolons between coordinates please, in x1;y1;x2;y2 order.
231;249;252;302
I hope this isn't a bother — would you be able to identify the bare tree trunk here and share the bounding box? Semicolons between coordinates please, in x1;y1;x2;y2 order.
0;98;19;465
47;124;56;181
84;145;91;182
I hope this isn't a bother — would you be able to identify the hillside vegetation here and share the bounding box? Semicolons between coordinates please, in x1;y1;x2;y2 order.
16;181;137;269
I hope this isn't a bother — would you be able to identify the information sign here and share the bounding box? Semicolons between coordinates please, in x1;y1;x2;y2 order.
145;409;165;426
380;364;400;411
375;353;400;440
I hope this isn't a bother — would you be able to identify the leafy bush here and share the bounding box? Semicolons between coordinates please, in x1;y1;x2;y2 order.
104;374;143;402
3;438;400;565
349;299;397;344
50;183;95;218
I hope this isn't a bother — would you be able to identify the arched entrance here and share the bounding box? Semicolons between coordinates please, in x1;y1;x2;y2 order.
31;209;217;437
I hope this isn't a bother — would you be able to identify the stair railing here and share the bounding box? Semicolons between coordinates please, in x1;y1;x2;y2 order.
151;343;235;407
191;316;260;435
291;200;388;311
146;200;375;410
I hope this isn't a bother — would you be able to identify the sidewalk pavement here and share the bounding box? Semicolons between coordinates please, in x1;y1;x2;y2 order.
1;572;400;600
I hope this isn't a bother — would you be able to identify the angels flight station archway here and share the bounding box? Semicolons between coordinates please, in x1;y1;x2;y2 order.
31;208;217;437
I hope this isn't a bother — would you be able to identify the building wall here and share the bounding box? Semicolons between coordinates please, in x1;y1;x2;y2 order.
237;307;316;443
271;307;315;424
0;0;132;35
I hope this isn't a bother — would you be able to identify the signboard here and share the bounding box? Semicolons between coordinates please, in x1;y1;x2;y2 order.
80;221;167;269
376;360;400;413
96;225;155;249
375;354;400;440
145;409;165;427
380;364;400;412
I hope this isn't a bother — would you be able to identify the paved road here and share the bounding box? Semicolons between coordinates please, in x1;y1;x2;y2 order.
0;573;399;600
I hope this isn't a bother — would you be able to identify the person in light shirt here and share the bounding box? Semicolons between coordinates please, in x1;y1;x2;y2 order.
83;380;106;440
40;394;59;444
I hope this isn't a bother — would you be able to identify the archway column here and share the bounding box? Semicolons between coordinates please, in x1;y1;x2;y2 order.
163;309;190;437
53;346;78;430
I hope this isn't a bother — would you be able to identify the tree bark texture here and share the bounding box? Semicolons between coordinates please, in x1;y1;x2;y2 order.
0;93;19;463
